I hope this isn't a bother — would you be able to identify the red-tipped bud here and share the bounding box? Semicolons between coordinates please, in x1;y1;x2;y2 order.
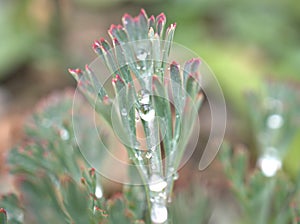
108;24;118;35
0;208;7;215
166;23;176;34
89;168;95;177
171;61;180;67
113;38;120;46
85;64;91;72
156;17;166;36
156;13;166;23
68;68;82;76
123;13;132;21
112;74;124;84
139;8;147;18
149;15;155;27
92;40;101;50
102;95;110;104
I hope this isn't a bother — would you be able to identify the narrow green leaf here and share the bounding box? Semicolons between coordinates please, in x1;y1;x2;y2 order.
161;23;176;70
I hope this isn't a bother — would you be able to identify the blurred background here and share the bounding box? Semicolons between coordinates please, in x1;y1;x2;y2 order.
0;0;299;190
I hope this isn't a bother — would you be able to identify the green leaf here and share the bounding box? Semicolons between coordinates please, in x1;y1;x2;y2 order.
60;175;90;223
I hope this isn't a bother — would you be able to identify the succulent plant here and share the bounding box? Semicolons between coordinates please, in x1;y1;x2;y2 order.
69;9;204;223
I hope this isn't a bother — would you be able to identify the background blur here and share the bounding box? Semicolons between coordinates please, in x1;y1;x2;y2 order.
0;0;299;184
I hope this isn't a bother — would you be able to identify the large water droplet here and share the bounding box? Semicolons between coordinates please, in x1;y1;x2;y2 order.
151;204;168;224
121;108;127;116
60;128;70;141
149;174;167;192
137;49;148;60
258;152;282;177
267;114;283;129
95;185;103;198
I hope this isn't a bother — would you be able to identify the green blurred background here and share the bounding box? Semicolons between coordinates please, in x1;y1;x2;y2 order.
0;0;299;175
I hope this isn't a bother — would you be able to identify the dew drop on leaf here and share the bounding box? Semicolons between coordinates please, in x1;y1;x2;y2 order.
60;128;70;141
267;114;283;129
121;108;128;116
137;49;148;60
145;151;153;159
138;89;150;105
137;89;155;122
151;203;168;224
149;174;167;192
258;149;282;177
95;185;103;198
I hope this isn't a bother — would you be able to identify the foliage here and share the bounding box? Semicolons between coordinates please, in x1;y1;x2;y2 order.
0;90;146;224
0;90;211;224
69;9;204;223
219;144;300;224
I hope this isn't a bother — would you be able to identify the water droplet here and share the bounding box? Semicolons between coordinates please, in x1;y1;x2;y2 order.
151;204;168;224
60;129;70;141
140;107;155;122
142;66;146;71
135;152;143;161
168;167;179;180
173;172;179;180
95;185;103;198
121;108;127;116
159;192;167;200
137;89;155;121
138;89;150;105
134;141;141;149
267;114;283;129
137;49;148;60
146;151;152;159
258;152;282;177
136;65;141;70
149;174;167;192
